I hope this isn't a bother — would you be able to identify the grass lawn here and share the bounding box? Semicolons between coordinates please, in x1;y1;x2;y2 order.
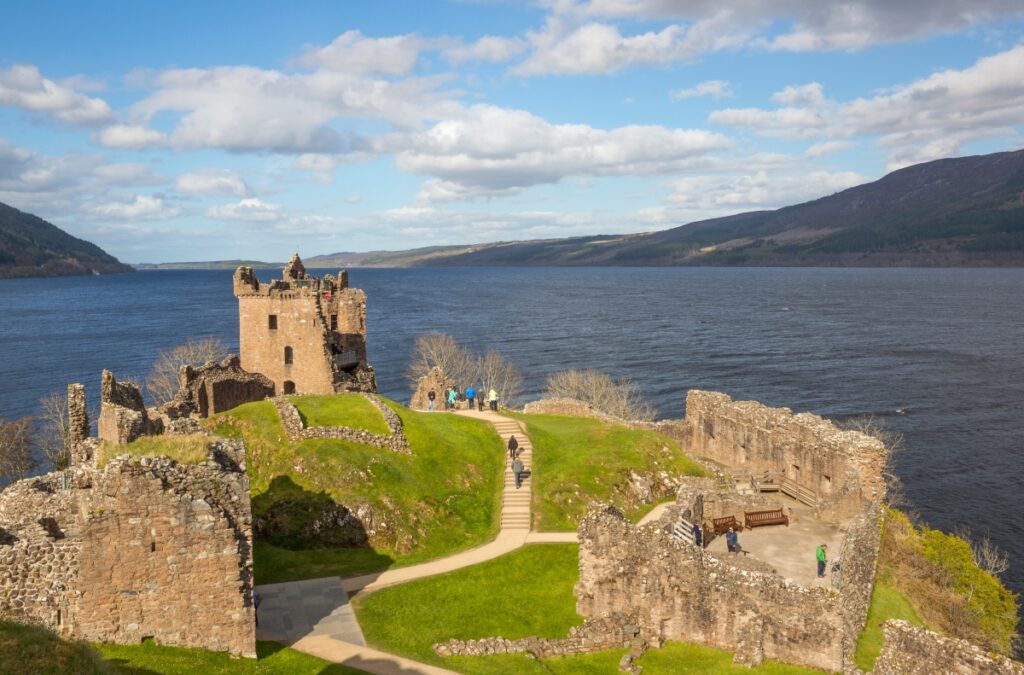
208;397;504;584
509;413;707;531
355;545;823;675
854;577;924;671
98;433;210;467
0;620;360;675
290;393;389;434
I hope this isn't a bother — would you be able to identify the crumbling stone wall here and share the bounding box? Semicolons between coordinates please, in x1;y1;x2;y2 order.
673;477;786;527
410;366;454;411
684;390;887;522
160;354;275;419
67;383;92;465
836;504;884;662
97;370;161;444
575;508;847;671
234;254;376;396
434;614;643;660
872;620;1024;674
271;394;411;454
521;397;620;422
0;440;255;657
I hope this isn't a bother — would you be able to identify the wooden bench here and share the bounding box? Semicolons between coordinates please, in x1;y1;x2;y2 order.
744;508;789;528
712;515;739;535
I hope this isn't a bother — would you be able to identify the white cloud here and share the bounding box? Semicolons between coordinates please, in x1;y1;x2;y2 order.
0;64;112;125
668;169;864;209
295;30;429;75
399;104;731;201
805;140;855;158
83;195;181;221
670;79;732;100
443;35;527;64
711;45;1024;166
98;124;168;149
207;198;283;222
176;169;248;197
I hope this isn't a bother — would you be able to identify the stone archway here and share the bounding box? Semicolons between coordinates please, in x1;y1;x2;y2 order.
283;380;296;395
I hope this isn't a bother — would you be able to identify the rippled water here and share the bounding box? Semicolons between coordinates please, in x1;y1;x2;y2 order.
1;267;1022;596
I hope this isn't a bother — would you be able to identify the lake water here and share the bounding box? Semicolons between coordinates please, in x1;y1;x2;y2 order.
1;266;1023;596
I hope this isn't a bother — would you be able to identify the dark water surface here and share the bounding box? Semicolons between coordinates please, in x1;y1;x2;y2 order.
1;267;1023;595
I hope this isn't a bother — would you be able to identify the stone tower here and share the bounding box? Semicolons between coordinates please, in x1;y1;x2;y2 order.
233;254;375;395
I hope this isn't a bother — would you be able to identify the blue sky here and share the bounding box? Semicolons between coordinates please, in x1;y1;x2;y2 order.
2;1;1023;262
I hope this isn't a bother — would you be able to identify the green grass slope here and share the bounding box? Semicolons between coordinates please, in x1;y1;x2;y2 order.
0;201;133;278
290;394;390;434
509;413;707;531
207;395;504;583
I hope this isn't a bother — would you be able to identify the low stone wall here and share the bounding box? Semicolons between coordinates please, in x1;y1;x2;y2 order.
434;614;643;660
674;477;785;526
872;620;1024;674
684;390;887;522
0;439;255;657
575;507;846;671
161;355;275;419
272;393;411;454
836;503;884;662
521;397;621;422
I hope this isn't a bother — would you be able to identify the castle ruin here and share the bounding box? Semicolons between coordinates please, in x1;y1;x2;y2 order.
234;254;375;396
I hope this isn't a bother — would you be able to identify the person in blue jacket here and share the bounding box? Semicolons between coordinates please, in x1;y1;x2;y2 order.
465;385;476;410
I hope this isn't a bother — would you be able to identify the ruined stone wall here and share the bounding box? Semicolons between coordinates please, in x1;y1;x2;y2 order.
872;620;1024;675
521;398;620;422
97;370;161;444
673;477;784;526
271;394;411;454
684;390;887;522
410;366;454;411
0;440;255;657
575;508;847;671
161;355;275;419
836;503;883;661
434;615;643;661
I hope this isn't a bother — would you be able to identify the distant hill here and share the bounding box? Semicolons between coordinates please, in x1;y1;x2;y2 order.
416;149;1024;267
133;260;281;270
0;202;134;279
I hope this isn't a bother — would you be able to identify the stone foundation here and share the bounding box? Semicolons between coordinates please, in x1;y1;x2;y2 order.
0;439;255;656
872;620;1024;674
434;615;643;660
271;393;411;454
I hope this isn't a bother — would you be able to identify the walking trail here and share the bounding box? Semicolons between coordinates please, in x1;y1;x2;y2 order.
255;407;576;675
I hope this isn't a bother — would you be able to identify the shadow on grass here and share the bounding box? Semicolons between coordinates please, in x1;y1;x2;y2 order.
253;476;394;585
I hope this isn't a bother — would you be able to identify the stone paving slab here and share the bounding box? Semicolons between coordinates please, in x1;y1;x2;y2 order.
255;576;365;646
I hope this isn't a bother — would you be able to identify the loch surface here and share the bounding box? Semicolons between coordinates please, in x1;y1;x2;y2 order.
1;266;1022;594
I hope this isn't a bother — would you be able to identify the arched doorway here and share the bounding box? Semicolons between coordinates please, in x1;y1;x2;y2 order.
283;380;296;395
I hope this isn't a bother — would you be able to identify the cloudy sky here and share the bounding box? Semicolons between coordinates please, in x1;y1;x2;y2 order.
2;1;1023;262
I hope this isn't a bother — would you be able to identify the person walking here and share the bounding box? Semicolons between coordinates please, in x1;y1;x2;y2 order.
427;389;436;412
692;522;703;548
447;387;457;411
477;392;484;411
726;526;739;553
816;544;828;578
512;456;525;489
488;388;499;412
465;384;476;411
507;435;519;460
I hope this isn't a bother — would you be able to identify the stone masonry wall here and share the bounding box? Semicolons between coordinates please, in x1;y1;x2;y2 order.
836;503;884;663
160;354;275;419
872;620;1024;675
674;477;785;527
410;366;454;411
271;394;411;454
434;615;643;660
98;369;162;445
575;508;847;671
684;390;887;522
0;440;255;657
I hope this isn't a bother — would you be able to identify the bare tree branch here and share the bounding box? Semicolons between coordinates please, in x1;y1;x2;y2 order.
546;368;655;421
37;391;71;471
0;417;36;483
146;337;228;405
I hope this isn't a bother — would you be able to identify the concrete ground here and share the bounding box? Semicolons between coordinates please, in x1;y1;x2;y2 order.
704;495;846;588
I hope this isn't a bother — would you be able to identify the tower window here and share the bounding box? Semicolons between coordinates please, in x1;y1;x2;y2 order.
330;314;337;330
284;346;293;365
268;314;278;330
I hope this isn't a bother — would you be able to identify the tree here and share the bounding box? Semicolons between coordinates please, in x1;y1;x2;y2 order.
37;391;72;471
146;337;228;405
479;349;524;408
406;332;480;390
545;368;655;421
0;417;36;483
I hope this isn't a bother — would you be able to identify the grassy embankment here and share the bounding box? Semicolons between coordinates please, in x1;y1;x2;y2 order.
207;394;505;584
0;620;360;675
508;412;707;530
96;433;212;467
855;507;1019;670
355;544;820;675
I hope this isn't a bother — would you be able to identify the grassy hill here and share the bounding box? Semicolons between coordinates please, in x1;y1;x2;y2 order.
0;201;134;278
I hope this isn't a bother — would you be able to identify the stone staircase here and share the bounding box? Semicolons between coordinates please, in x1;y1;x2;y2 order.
491;417;532;531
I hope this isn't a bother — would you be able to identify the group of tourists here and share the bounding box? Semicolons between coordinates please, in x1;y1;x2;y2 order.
426;385;499;412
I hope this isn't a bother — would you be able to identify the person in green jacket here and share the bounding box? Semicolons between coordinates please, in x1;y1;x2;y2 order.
487;388;499;412
816;543;828;578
